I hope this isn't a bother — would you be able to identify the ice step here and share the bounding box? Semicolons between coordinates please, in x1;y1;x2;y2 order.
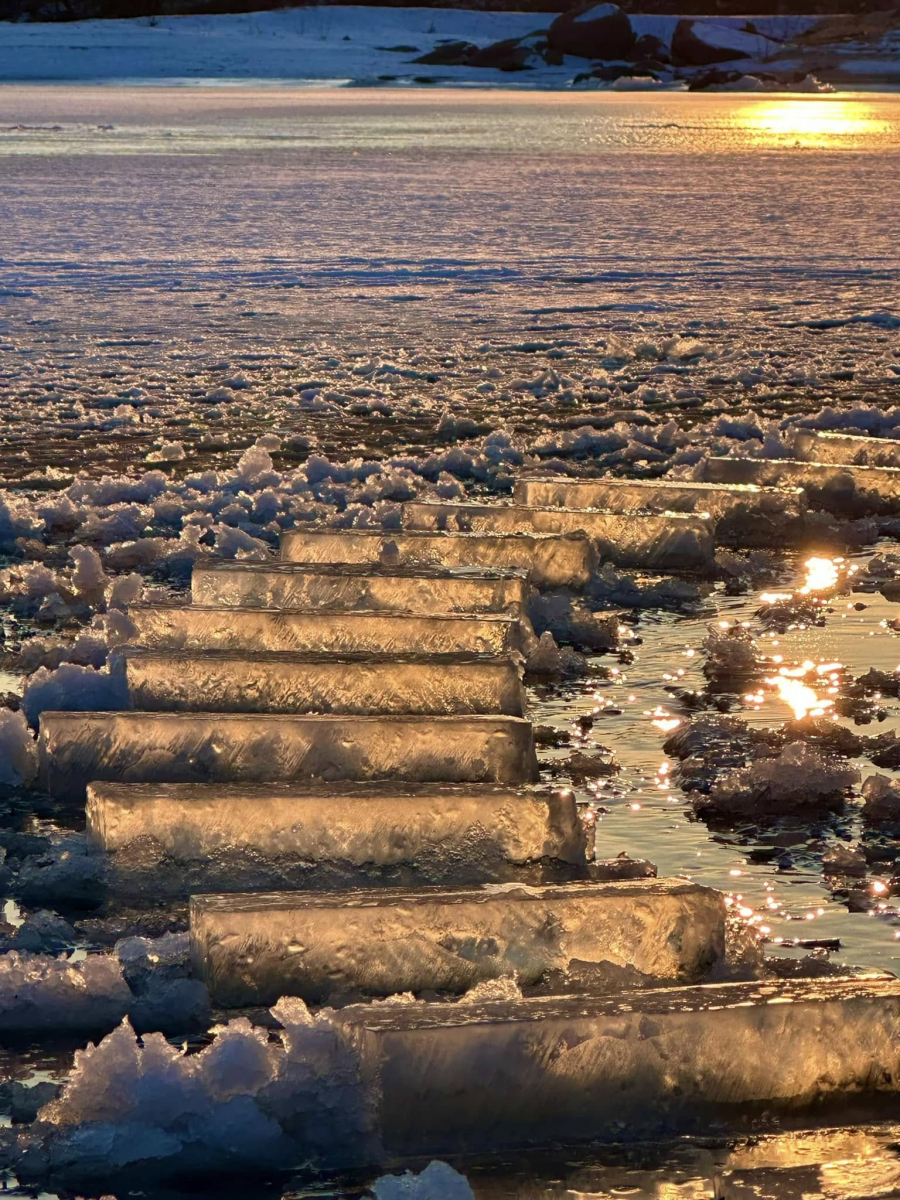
338;974;900;1156
280;528;594;590
126;604;524;657
39;712;539;802
192;559;530;617
190;878;725;1005
115;648;526;717
402;500;714;570
795;428;900;468
703;457;900;513
510;477;806;548
87;780;585;866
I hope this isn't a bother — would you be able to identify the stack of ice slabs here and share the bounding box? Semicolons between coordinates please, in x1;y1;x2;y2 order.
279;527;594;589
403;498;715;568
510;476;805;548
189;878;726;1004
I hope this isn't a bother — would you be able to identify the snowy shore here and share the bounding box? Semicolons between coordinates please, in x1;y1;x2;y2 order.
0;4;896;88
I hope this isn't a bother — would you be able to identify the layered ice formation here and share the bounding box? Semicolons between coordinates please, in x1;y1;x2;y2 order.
191;560;531;618
190;879;725;1005
115;647;527;717
401;499;714;570
511;476;806;548
38;711;540;801
127;604;525;657
279;528;595;590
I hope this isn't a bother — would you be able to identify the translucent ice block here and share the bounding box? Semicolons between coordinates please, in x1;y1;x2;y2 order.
402;500;714;569
127;604;524;657
190;878;725;1005
86;780;585;865
703;457;900;513
339;974;900;1155
191;560;530;616
794;428;900;469
280;528;594;590
39;711;539;801
509;478;805;548
116;648;526;717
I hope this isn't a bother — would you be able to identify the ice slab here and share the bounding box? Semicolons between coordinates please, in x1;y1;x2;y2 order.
191;560;530;617
39;712;539;801
116;647;526;717
339;974;900;1156
794;428;900;469
127;604;524;657
87;780;585;867
703;457;900;513
280;528;594;590
402;500;714;570
511;477;805;548
190;879;724;1005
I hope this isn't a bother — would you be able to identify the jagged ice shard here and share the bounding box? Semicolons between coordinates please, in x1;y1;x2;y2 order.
402;499;715;569
127;604;525;657
190;879;725;1005
509;477;805;548
115;648;527;717
191;560;532;617
339;975;900;1157
86;781;586;870
280;528;594;589
39;711;539;801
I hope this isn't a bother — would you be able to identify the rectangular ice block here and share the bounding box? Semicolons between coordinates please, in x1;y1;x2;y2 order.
279;528;594;590
794;428;900;468
86;780;586;866
116;648;526;717
510;478;805;548
339;974;900;1155
402;500;714;569
39;711;539;801
126;604;524;657
703;457;900;513
191;560;530;616
190;878;725;1005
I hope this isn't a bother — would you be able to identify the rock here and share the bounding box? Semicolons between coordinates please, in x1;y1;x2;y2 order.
414;41;476;67
672;19;774;68
469;37;534;72
547;3;635;61
862;774;900;822
631;33;670;65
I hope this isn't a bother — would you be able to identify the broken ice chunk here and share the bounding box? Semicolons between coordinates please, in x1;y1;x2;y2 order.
279;528;594;590
511;476;805;549
190;878;725;1005
39;712;539;801
191;560;530;617
115;648;526;717
127;604;525;657
339;974;900;1155
87;781;586;876
402;500;714;570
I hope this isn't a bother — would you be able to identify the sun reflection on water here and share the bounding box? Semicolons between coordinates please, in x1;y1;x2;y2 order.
736;97;893;147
